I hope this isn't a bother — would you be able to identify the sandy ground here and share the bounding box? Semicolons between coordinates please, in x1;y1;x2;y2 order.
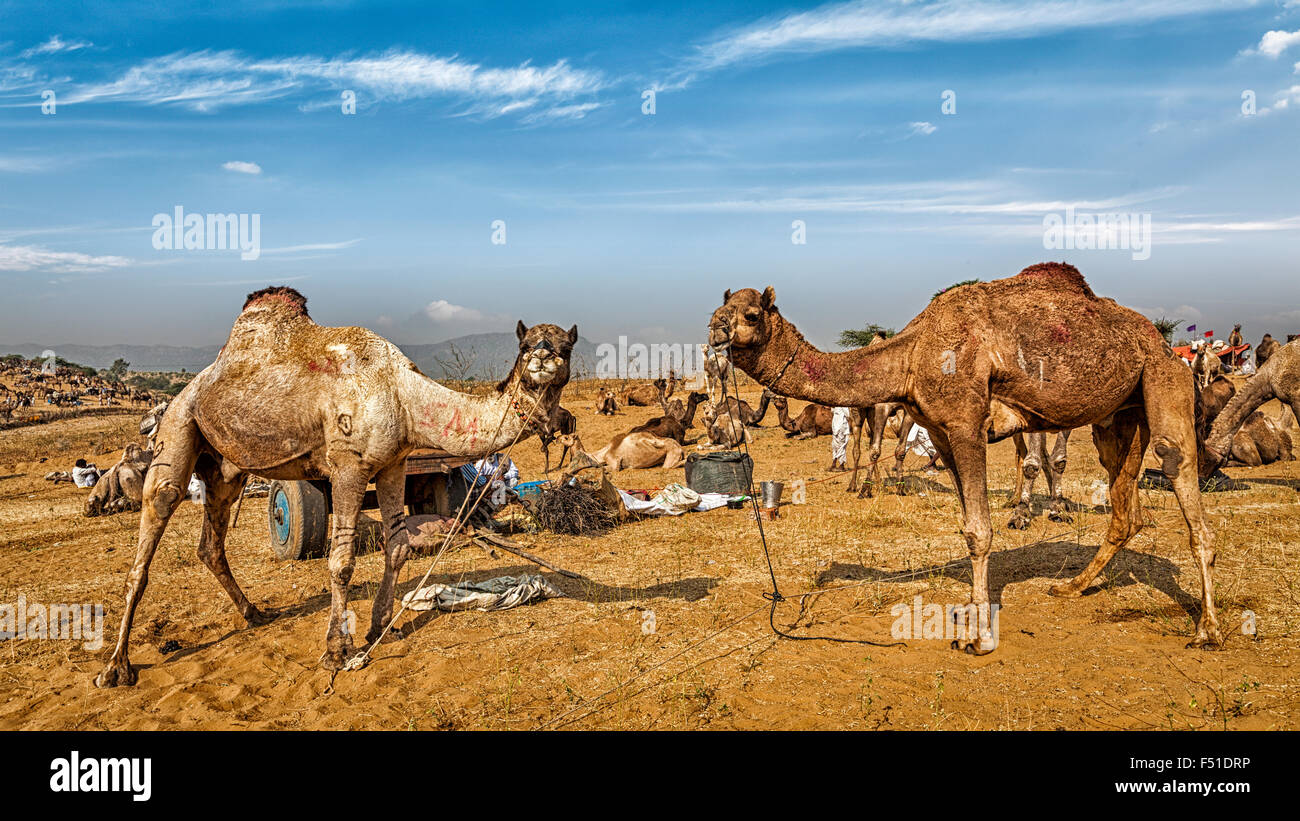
1;379;1298;730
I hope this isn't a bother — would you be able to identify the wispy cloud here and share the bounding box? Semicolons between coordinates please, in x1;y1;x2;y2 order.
20;35;93;59
54;49;605;117
221;160;262;174
907;121;937;137
688;0;1258;73
260;239;360;254
0;243;130;273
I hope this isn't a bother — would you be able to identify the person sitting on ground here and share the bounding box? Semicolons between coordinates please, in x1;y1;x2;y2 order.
71;458;100;488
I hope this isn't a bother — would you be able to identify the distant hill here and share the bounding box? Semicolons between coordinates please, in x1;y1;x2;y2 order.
1;332;603;381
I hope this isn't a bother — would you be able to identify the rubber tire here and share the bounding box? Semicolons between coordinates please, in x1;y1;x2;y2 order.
269;480;329;560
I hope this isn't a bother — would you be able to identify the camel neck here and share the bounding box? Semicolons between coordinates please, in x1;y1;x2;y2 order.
396;366;543;457
741;315;909;409
1207;366;1278;461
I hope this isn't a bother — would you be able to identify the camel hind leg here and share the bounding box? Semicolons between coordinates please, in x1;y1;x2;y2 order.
95;403;202;688
1007;433;1044;530
1045;430;1073;522
1145;373;1223;649
889;412;911;496
367;460;412;644
1049;410;1147;598
856;405;889;499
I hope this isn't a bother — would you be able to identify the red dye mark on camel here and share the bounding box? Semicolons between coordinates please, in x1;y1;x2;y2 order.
801;358;827;383
1050;323;1071;345
307;357;338;374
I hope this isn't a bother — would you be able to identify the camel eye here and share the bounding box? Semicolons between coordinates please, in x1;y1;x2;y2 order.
743;308;760;322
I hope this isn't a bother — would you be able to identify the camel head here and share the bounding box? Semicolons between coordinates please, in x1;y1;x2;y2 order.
511;320;578;390
710;287;778;354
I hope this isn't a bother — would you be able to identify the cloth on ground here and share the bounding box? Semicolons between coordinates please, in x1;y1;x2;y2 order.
400;573;563;612
616;482;728;515
907;423;936;460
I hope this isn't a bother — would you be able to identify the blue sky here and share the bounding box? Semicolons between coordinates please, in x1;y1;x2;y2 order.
1;0;1299;351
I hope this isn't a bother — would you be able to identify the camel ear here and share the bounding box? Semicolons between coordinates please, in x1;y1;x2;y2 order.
723;289;732;303
761;286;776;310
516;320;527;342
567;324;578;345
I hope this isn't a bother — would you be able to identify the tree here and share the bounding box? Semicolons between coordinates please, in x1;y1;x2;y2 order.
107;358;130;380
433;342;478;381
1151;317;1182;345
838;324;896;349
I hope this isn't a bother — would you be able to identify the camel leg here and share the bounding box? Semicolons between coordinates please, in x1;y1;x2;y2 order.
846;411;865;490
95;406;201;688
194;459;270;626
1049;411;1146;598
367;460;411;644
1007;433;1041;529
323;468;367;670
857;406;888;499
1146;382;1223;649
1045;430;1073;523
891;414;911;495
945;433;997;655
1006;434;1027;509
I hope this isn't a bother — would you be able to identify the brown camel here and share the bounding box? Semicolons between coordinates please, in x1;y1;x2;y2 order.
1191;346;1220;390
1256;334;1280;369
622;376;671;407
703;347;733;403
658;384;708;427
847;404;916;497
539;405;577;472
703;406;752;447
594;389;618;415
1198;376;1293;467
95;287;574;687
710;263;1219;654
1006;431;1073;529
772;394;831;439
1205;341;1300;468
592;429;684;470
84;443;153;517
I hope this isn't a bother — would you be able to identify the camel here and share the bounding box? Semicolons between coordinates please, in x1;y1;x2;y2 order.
594;389;618;415
1198;376;1293;467
95;286;575;687
622;376;672;407
539;405;577;472
847;404;917;497
1205;340;1300;469
592;430;684;470
710;263;1220;654
85;443;153;517
703;346;733;403
1191;346;1220;389
1256;334;1280;369
658;382;708;427
704;408;752;447
772;394;832;439
1006;431;1073;529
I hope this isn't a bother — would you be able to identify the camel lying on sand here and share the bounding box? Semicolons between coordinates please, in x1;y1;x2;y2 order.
594;389;617;415
1200;376;1294;467
592;430;684;470
84;443;154;517
711;263;1220;654
95;286;574;687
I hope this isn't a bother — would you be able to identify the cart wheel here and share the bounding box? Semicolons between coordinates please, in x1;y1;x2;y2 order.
268;480;329;560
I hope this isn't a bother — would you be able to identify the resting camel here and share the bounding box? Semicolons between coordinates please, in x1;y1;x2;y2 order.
711;263;1220;654
1198;376;1293;467
704;407;752;447
594;389;618;415
1256;334;1279;369
1205;340;1300;469
1006;431;1073;529
592;430;684;470
623;376;672;407
85;443;153;517
658;384;708;428
772;394;831;439
95;286;574;687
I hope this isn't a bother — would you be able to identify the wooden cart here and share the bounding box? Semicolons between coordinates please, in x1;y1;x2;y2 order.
267;450;469;560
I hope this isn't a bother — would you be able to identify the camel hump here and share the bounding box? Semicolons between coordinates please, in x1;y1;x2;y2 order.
242;285;310;317
1015;262;1095;297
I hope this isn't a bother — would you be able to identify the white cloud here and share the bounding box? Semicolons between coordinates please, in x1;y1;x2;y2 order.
691;0;1258;72
908;121;937;136
0;243;130;273
260;239;360;254
222;160;262;175
20;35;93;59
423;299;484;322
58;49;605;116
1249;29;1300;58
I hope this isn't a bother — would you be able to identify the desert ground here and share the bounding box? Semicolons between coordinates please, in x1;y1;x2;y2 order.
1;377;1298;730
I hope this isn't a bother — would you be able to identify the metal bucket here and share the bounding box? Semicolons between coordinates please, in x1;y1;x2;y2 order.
760;480;784;509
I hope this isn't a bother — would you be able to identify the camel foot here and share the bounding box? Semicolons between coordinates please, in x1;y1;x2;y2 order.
1187;628;1226;651
322;636;356;671
950;634;997;655
94;660;137;688
365;624;404;645
1048;581;1086;598
1007;505;1033;530
856;486;874;499
244;607;275;627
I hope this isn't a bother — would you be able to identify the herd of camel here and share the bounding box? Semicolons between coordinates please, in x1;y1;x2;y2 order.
86;263;1300;687
0;361;163;422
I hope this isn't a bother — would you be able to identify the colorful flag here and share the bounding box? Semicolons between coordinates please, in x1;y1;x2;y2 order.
1204;331;1214;338
1186;324;1196;332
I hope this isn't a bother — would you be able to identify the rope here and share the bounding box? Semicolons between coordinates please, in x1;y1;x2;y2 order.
712;345;905;648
